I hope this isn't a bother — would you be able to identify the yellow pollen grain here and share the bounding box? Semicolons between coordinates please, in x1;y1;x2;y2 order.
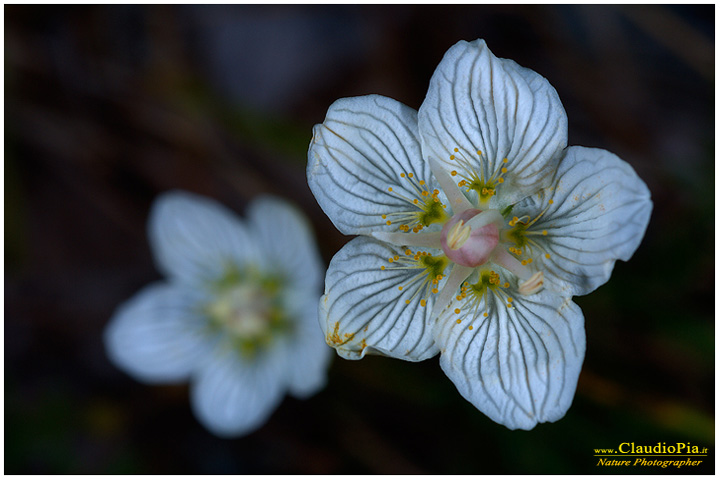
454;308;461;314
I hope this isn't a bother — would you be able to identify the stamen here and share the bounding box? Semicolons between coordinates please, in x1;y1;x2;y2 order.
429;264;474;320
518;272;544;295
428;157;474;214
371;231;442;248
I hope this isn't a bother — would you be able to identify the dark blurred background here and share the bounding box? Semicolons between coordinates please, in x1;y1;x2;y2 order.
5;4;714;474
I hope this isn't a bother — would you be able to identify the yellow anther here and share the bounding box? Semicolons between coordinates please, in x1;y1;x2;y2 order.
454;147;459;152
477;150;482;155
545;253;551;259
420;299;427;307
456;295;463;301
483;312;488;317
393;255;399;261
450;155;455;160
468;325;474;330
542;230;548;236
451;170;457;176
419;180;426;186
503;158;509;163
454;308;461;314
388;258;394;263
388;187;393;192
382;214;387;219
386;220;392;225
398;286;403;291
497;178;504;183
456;319;462;324
549;199;554;205
408;173;414;178
400;173;406;178
503;282;510;288
380;266;386;270
405;299;411;304
501;167;508;173
507;297;513;303
431;288;439;294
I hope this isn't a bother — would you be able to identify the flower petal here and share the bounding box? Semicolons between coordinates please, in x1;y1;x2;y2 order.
418;39;568;205
104;282;211;383
191;345;288;437
435;287;585;430
284;295;333;399
246;195;324;291
513;146;653;296
308;95;442;235
320;236;442;361
149;191;259;287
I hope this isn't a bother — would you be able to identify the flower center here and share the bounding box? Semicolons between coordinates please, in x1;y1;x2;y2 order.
204;265;290;357
440;208;500;268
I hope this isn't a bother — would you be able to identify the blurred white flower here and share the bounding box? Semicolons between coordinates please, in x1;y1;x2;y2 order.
104;191;331;437
307;39;652;429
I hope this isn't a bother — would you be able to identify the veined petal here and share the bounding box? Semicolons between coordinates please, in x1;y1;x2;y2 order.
435;287;585;430
320;236;442;361
149;191;260;287
104;282;212;383
418;39;568;206
191;344;288;438
513;146;653;296
285;295;333;399
246;196;324;291
308;95;443;235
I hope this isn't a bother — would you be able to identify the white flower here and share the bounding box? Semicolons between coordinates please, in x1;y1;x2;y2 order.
104;191;332;437
307;39;652;430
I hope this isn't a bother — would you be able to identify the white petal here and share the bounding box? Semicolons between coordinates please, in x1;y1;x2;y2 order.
246;195;324;291
418;39;568;205
435;288;585;430
149;191;260;287
514;146;653;296
284;295;333;399
191;344;288;437
320;236;442;361
307;95;443;235
104;282;211;383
